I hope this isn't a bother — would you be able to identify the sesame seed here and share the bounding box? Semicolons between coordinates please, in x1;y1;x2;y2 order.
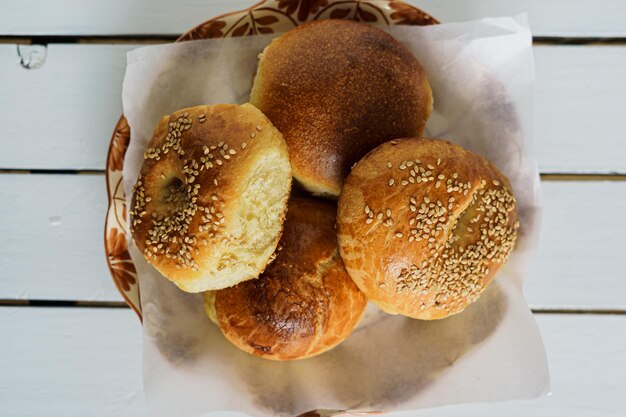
388;179;395;186
250;132;256;138
256;125;262;131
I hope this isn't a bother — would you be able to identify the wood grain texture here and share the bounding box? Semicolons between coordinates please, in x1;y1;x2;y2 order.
534;46;626;174
416;0;626;37
1;0;626;36
1;309;624;416
0;44;130;170
1;44;625;173
0;307;146;417
1;175;625;310
525;181;626;310
0;174;120;301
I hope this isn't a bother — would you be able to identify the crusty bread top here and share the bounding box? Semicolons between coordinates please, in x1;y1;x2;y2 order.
130;103;291;292
337;138;519;319
250;19;432;197
210;198;367;360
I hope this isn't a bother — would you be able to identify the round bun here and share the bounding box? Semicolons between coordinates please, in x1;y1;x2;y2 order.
129;103;292;292
250;19;432;198
337;138;519;319
205;198;367;360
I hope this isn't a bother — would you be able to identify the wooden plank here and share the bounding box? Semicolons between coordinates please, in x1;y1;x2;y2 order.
1;175;625;310
525;181;626;311
2;43;625;173
0;174;122;301
0;307;146;417
534;46;626;174
0;44;130;171
1;308;624;416
416;0;626;37
1;0;626;37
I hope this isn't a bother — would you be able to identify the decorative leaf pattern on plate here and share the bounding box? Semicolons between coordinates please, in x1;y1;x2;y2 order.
389;1;438;25
329;7;351;19
107;228;137;292
356;7;377;22
110;117;130;172
195;19;228;39
232;21;251;36
278;0;329;22
255;14;279;34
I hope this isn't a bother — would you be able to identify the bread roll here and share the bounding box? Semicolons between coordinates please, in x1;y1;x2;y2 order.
129;104;291;292
250;19;432;198
205;198;367;360
337;138;519;319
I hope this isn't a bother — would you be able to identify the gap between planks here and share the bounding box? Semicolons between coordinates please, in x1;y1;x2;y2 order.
1;299;625;315
0;168;104;175
0;299;129;308
1;35;626;46
3;170;626;182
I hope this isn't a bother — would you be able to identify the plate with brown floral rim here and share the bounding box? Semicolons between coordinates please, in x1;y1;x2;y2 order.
104;0;438;323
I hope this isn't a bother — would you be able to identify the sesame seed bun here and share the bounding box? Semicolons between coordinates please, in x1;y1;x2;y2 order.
204;198;368;360
250;19;432;198
129;103;292;292
337;138;519;320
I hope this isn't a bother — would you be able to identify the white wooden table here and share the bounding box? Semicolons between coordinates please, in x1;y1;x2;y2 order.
1;1;625;416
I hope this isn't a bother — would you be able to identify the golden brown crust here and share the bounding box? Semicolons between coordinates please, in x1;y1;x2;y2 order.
250;19;432;197
129;103;292;292
209;198;368;360
337;138;519;319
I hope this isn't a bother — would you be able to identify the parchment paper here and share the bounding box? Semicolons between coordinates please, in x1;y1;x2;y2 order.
121;15;549;417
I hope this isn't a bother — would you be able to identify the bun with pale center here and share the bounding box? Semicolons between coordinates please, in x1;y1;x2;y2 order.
205;198;368;360
129;103;291;292
250;19;432;198
337;138;519;319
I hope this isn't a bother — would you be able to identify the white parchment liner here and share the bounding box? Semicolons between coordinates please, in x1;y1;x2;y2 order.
122;15;549;417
